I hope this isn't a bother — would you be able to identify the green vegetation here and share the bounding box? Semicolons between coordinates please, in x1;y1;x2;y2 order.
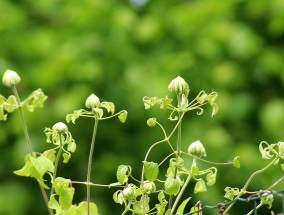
0;0;284;214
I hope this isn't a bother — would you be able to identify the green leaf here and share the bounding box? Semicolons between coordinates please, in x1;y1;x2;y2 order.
76;201;98;215
118;111;127;123
224;187;239;200
48;195;60;210
116;165;131;184
59;187;74;209
30;155;55;177
3;95;18;112
113;190;124;205
63;152;71;163
100;101;115;114
53;177;71;195
143;161;159;181
158;191;166;203
22;89;48;112
206;170;217;186
176;197;191;214
164;176;180;195
281;164;284;172
66;109;84;123
43;149;57;163
211;103;218;117
61;205;77;215
233;156;240;168
67;141;76;153
165;209;172;215
194;179;207;194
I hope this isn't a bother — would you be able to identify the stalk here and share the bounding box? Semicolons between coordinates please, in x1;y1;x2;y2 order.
50;134;64;196
12;85;53;215
87;116;99;215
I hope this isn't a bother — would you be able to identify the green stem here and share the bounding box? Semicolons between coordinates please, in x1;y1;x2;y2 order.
87;116;99;215
171;174;191;214
223;157;278;214
50;134;64;196
169;111;182;210
12;86;33;155
12;85;53;215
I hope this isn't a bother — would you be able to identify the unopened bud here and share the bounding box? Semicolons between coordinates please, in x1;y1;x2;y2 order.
122;185;136;200
2;70;21;87
142;181;156;194
85;94;100;109
168;76;189;95
188;140;206;158
52;122;68;133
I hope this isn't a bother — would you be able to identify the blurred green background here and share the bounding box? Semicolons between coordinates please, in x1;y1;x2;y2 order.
1;0;284;214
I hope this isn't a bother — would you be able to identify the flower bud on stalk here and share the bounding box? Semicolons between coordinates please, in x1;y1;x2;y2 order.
85;94;100;109
2;70;21;87
52;122;68;133
168;76;189;95
188;140;207;158
142;181;156;194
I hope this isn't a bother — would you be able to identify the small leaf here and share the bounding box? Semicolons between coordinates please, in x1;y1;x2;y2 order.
3;95;18;112
43;149;57;163
67;141;76;153
53;177;71;195
48;195;60;210
66;109;84;123
116;165;131;184
211;103;218;117
206;170;217;186
113;190;124;205
118;111;127;123
194;179;207;194
176;197;191;214
143;161;159;181
224;187;239;200
164;176;180;195
158;191;166;203
23;89;48;112
63;153;71;163
59;187;74;209
76;201;98;215
233;156;240;168
100;102;115;114
165;209;172;215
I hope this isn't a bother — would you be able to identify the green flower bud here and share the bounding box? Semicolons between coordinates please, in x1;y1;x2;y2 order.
168;76;189;95
188;140;206;158
122;184;137;200
52;122;68;133
2;70;21;87
147;117;157;127
142;181;156;194
85;94;100;109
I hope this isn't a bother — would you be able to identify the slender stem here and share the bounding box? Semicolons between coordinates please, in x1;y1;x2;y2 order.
171;174;191;214
12;85;53;215
223;157;278;214
12;86;33;155
169;111;183;210
87;116;99;215
50;134;64;196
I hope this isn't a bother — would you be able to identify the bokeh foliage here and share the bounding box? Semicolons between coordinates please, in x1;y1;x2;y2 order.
0;0;284;214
